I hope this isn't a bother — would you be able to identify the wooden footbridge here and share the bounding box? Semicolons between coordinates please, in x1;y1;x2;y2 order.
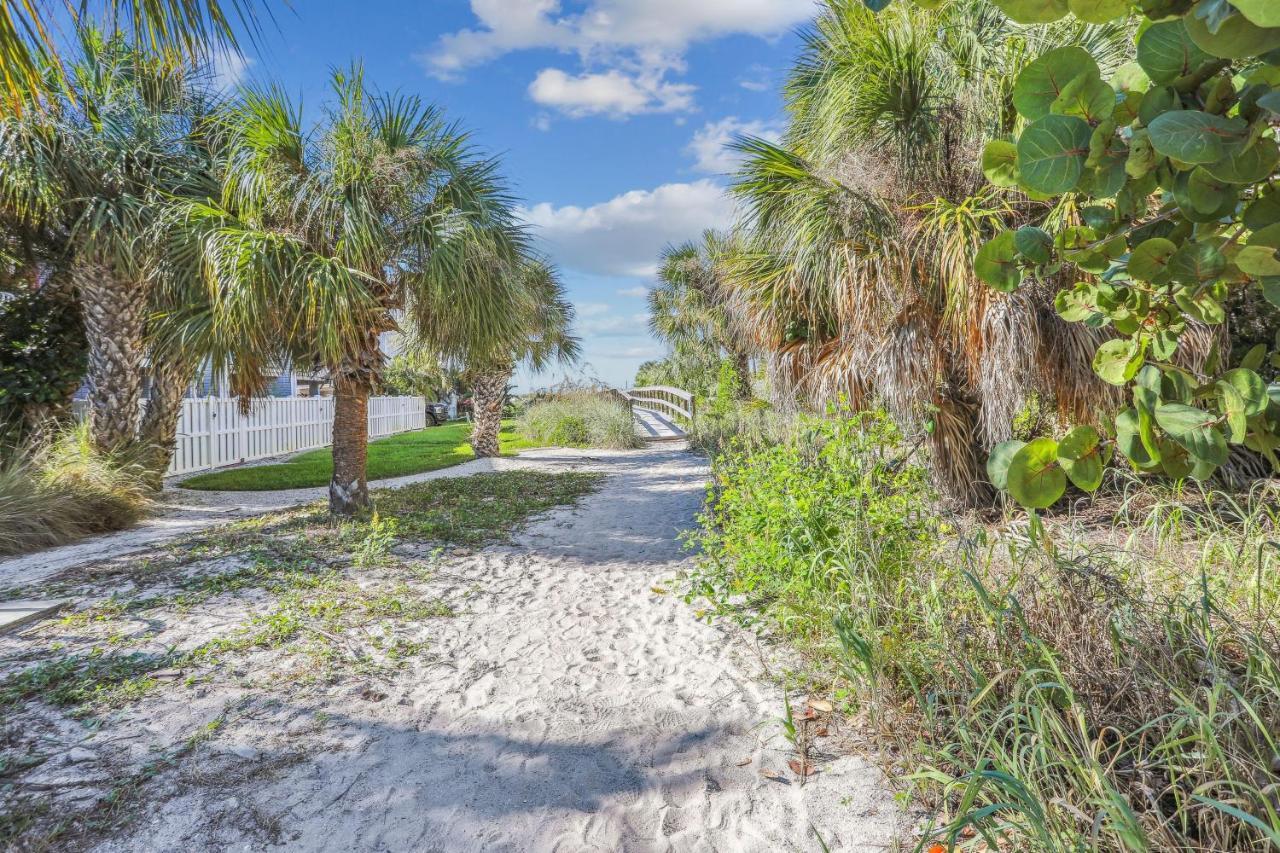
610;386;694;442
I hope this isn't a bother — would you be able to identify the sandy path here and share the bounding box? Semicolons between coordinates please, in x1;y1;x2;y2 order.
75;444;901;852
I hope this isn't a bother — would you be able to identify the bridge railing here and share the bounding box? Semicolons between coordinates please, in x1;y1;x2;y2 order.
623;385;696;427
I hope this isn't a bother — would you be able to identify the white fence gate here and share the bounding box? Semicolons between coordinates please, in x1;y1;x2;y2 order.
139;395;425;477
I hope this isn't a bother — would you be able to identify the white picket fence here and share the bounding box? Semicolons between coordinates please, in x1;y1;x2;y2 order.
75;395;428;477
165;395;427;477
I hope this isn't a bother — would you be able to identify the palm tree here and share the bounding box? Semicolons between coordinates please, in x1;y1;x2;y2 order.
0;32;211;455
157;67;529;515
1;0;264;108
460;257;579;458
650;230;754;400
721;0;1192;505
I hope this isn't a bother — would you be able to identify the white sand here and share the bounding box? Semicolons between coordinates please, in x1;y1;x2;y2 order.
6;444;903;850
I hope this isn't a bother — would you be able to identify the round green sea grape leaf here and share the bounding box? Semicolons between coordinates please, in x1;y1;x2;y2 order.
1012;46;1099;122
1125;128;1160;178
1057;425;1107;491
1138;86;1180;126
1017;114;1092;194
1006;438;1067;508
1128;237;1177;283
1067;0;1130;22
1168;241;1226;283
1055;283;1105;323
1237;224;1280;276
1186;167;1232;214
1173;283;1227;324
992;0;1069;24
1154;402;1229;464
1204;137;1280;184
1218;367;1269;416
1115;406;1155;467
1137;20;1214;85
1228;0;1280;29
1244;189;1280;230
981;140;1020;187
1148;111;1248;164
975;231;1022;292
1052;73;1116;122
1185;9;1280;58
987;439;1026;490
1112;61;1151;94
1094;337;1145;385
1158;439;1197;478
1014;226;1054;263
1219;382;1248;443
1173;170;1239;223
1263;277;1280;306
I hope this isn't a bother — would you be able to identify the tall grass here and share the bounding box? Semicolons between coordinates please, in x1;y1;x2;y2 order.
687;411;1280;851
688;399;796;460
518;391;642;450
0;423;152;556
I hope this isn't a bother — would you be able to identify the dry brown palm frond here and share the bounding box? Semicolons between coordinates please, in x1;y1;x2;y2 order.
977;289;1040;445
925;381;991;506
1034;308;1123;431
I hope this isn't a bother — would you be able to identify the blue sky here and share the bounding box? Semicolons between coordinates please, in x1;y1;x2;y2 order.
217;0;811;390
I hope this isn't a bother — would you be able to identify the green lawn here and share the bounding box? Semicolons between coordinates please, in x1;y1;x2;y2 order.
179;420;541;491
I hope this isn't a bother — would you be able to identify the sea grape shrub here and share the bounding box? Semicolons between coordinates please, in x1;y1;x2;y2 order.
959;0;1280;507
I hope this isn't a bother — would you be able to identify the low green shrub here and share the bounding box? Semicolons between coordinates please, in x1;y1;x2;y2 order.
687;410;1280;851
0;423;152;555
518;392;642;450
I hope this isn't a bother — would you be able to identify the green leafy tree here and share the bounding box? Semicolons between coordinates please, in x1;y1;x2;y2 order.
157;67;528;515
963;0;1280;506
458;257;579;458
0;32;211;456
725;0;1134;505
650;230;754;400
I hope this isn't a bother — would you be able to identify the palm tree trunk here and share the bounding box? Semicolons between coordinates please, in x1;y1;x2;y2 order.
730;348;752;400
469;368;509;458
330;372;372;516
138;356;195;488
75;263;146;452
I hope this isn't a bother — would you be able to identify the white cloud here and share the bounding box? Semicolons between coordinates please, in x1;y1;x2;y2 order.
519;179;735;277
616;286;649;298
738;63;772;92
210;49;253;89
420;0;813;78
577;302;613;317
417;0;812;119
578;311;651;337
528;67;694;118
687;116;783;174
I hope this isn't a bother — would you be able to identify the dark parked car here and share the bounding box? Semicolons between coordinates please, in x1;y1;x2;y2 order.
425;401;450;425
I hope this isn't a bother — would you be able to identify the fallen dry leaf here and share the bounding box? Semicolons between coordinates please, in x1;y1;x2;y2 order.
761;769;789;783
815;727;829;737
735;757;752;767
787;759;816;777
808;698;834;713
